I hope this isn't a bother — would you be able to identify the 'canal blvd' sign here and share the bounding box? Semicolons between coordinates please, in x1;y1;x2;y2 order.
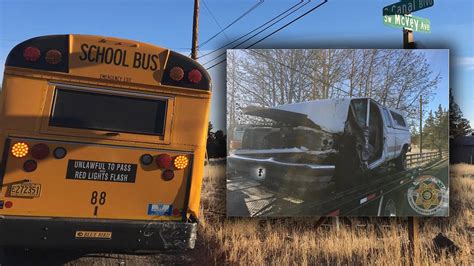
383;0;434;16
66;160;137;183
383;14;431;33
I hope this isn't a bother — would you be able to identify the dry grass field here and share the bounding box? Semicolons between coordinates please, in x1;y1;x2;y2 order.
5;162;470;265
199;162;473;265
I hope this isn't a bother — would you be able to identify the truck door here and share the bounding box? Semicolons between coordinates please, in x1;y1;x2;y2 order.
381;107;396;159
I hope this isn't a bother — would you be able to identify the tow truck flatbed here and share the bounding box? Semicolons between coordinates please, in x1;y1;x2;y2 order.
227;158;449;217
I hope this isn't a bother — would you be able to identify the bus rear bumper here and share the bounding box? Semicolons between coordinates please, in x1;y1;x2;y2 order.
0;216;197;250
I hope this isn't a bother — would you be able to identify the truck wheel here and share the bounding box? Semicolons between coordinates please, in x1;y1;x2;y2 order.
383;199;397;216
395;149;407;171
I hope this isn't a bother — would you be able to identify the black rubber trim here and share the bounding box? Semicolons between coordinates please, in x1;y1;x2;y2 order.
0;216;197;250
181;155;194;221
0;138;11;189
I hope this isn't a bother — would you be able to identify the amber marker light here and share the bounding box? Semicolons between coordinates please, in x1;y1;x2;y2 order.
174;155;189;170
45;49;62;64
11;142;29;158
170;66;184;81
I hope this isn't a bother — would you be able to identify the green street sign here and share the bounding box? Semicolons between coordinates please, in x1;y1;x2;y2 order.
383;0;434;16
383;14;431;33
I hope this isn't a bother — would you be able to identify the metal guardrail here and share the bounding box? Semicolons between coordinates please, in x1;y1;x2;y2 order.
407;150;448;168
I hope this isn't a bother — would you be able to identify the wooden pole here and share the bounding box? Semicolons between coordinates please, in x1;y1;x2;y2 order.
407;217;419;265
403;29;414;49
191;0;200;60
405;26;419;265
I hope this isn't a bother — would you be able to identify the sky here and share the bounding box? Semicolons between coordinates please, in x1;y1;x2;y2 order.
0;0;472;131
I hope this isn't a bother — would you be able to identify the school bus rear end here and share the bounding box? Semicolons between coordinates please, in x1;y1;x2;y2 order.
0;35;211;250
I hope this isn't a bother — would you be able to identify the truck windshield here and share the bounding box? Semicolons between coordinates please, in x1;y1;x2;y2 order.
49;88;167;135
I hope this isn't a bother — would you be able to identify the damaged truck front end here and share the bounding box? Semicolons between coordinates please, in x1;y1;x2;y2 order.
227;98;376;193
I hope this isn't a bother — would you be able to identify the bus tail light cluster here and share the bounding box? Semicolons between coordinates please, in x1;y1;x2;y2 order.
6;35;69;73
10;141;67;173
140;153;190;181
161;51;210;91
169;66;202;84
22;46;62;65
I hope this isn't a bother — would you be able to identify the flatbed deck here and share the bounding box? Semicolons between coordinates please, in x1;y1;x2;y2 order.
227;159;449;217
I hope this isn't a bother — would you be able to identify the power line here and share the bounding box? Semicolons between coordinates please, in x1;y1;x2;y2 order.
206;0;328;70
203;0;311;67
244;0;328;48
199;0;264;48
201;0;231;43
198;1;304;60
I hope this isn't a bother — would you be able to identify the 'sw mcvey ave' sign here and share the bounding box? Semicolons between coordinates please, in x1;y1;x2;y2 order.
382;0;433;33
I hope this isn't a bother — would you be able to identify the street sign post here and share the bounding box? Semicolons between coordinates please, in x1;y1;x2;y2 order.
383;0;434;16
382;0;434;48
383;14;431;33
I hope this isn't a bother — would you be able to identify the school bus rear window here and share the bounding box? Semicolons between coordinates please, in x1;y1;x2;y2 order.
49;88;167;135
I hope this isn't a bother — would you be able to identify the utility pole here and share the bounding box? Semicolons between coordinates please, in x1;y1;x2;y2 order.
403;29;415;49
191;0;200;60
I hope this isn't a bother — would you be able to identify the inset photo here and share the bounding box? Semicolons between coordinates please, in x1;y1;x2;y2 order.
226;49;449;217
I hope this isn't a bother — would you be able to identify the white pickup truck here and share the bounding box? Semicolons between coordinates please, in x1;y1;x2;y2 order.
228;98;411;187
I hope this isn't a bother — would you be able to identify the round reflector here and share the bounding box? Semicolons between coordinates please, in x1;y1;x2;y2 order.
32;143;49;160
5;201;13;208
162;169;175;181
170;67;184;81
23;46;41;62
156;154;173;169
174;155;189;170
23;160;37;172
140;154;153;165
11;142;29;158
53;147;67;159
45;49;62;64
188;69;202;84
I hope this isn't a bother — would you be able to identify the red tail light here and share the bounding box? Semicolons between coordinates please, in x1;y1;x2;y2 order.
23;46;41;62
162;169;174;181
5;201;13;208
31;143;49;160
156;154;172;169
23;160;37;172
188;69;202;83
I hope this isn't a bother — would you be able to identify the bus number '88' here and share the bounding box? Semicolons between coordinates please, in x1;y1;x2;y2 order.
90;191;106;205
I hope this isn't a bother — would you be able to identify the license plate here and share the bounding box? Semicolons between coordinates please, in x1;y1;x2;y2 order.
75;231;112;240
10;183;42;198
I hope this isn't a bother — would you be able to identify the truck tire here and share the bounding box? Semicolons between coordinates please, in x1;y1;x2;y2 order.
395;148;407;171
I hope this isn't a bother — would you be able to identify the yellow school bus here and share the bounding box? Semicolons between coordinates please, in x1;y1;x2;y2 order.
0;35;211;250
